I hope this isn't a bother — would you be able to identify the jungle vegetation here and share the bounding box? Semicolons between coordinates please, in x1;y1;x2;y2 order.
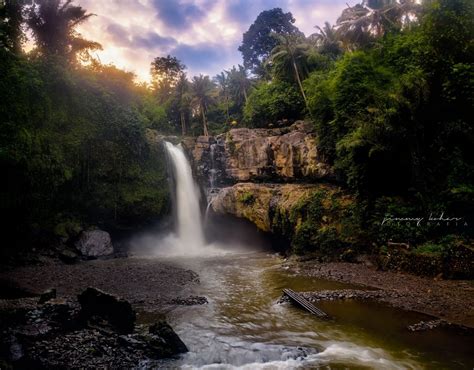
0;0;472;256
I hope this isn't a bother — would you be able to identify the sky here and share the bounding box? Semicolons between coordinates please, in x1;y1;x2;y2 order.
75;0;350;82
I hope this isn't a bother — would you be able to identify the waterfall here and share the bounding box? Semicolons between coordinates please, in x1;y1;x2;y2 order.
205;142;221;224
164;141;205;253
209;143;217;189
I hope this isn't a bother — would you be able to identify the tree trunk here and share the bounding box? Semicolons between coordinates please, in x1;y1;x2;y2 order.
201;105;209;137
243;87;248;103
225;96;230;124
293;58;308;108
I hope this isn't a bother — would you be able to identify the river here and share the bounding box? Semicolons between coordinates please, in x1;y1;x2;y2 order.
138;251;473;369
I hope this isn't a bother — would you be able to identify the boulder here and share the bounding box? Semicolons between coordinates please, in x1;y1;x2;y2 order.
0;290;187;368
38;288;56;304
148;321;188;356
77;287;135;334
75;230;113;257
116;322;188;359
58;249;79;264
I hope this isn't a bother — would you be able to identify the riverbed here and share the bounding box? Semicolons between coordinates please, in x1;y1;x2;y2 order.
144;252;473;369
1;251;473;369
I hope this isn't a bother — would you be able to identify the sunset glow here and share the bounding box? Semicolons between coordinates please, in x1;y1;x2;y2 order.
74;0;348;81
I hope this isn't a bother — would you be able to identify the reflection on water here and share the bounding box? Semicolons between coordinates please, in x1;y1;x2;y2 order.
143;252;473;369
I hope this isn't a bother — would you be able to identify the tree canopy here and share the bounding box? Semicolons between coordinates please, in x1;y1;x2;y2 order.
238;8;302;77
27;0;102;62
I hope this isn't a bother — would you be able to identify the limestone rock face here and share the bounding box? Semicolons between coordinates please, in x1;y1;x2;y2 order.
210;182;358;254
186;121;333;186
75;230;113;257
211;183;276;231
211;182;346;233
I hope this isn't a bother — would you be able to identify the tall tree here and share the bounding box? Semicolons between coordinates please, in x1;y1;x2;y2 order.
26;0;101;62
239;8;302;77
309;22;343;59
214;71;231;124
226;65;253;106
268;34;310;108
190;75;215;137
174;73;190;135
0;0;27;53
336;0;421;50
150;54;186;95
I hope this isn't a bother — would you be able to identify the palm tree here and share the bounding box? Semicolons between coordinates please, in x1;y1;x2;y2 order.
175;73;190;135
268;34;310;107
336;0;421;50
190;75;215;137
214;72;230;124
309;21;343;58
226;65;253;106
0;0;27;53
27;0;101;61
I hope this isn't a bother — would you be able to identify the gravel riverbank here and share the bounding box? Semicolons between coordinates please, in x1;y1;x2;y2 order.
284;258;474;328
0;257;199;312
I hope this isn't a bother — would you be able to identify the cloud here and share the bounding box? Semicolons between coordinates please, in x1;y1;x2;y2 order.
75;0;349;81
171;43;236;76
152;0;206;30
106;24;130;46
133;32;177;49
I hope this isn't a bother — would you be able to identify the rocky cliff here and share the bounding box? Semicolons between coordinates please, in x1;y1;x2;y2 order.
185;121;333;187
180;122;357;254
211;182;359;255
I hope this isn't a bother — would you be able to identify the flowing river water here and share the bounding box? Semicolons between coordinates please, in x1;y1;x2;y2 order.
140;252;473;369
154;142;473;369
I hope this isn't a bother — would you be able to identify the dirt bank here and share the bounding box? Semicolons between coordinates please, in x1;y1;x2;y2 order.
0;257;199;313
284;258;474;328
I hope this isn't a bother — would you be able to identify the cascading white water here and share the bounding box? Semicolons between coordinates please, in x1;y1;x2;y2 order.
164;141;205;254
208;143;217;189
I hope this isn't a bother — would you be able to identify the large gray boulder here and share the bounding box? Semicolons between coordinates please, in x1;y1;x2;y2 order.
75;230;113;257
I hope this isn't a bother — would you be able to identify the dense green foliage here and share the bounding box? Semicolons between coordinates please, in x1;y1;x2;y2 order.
0;51;167;237
1;0;472;260
306;4;474;198
1;53;169;253
243;81;304;127
271;187;363;257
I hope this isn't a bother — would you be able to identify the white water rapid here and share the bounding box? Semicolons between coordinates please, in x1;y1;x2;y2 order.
164;141;205;254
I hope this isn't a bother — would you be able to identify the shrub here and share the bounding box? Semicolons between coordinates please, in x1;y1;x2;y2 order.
243;80;304;127
238;191;255;205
